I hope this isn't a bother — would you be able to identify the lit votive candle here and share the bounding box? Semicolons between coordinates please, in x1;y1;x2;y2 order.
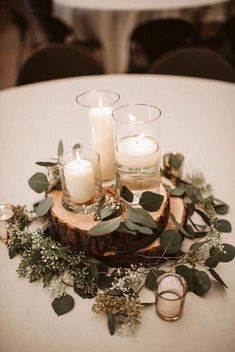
0;204;15;240
156;273;187;321
116;133;160;169
89;99;115;180
64;158;96;204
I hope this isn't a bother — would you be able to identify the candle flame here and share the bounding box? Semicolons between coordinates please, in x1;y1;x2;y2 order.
98;98;103;108
129;113;136;123
136;132;145;144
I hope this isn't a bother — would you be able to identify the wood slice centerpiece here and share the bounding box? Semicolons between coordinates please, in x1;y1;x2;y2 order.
49;179;186;266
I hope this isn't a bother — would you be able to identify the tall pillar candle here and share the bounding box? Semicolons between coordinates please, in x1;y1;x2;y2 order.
89;104;115;180
76;90;120;182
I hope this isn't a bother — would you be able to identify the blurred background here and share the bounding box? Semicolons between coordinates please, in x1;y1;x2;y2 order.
1;0;235;90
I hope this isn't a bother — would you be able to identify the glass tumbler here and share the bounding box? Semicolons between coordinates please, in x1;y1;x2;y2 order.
76;90;120;182
58;149;104;213
112;103;161;195
0;204;15;241
155;273;187;321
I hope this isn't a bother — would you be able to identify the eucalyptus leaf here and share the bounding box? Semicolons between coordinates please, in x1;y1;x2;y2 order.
219;243;235;262
170;213;190;237
168;153;182;169
121;186;134;202
43;272;54;287
214;204;229;215
107;312;116;335
100;206;115;221
36;197;53;217
88;217;121;236
217;219;232;233
170;186;185;197
36;161;57;167
176;265;193;291
89;263;99;283
195;209;210;225
139;191;164;212
160;229;183;254
98;274;112;290
187;202;195;217
192;269;211;296
57;140;64;157
124;219;153;235
51;294;75;316
145;270;165;291
190;240;209;252
28;172;49;193
115;222;136;235
208;268;228;288
127;207;157;228
204;255;220;268
74;287;94;299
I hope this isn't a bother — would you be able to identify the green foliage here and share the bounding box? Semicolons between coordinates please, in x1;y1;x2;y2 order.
107;312;116;335
51;294;74;316
121;186;134;202
28;172;49;193
139;191;164;212
160;230;183;254
36;197;53;217
88;217;121;236
127;207;157;228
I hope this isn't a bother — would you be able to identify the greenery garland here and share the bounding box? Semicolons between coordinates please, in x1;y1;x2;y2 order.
3;142;235;336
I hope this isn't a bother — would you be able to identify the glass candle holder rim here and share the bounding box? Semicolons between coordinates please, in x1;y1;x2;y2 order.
58;149;100;169
156;273;188;301
112;103;161;125
0;204;15;221
76;89;120;108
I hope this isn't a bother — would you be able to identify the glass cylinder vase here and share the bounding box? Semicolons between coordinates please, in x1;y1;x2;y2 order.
155;273;187;321
112;103;161;195
58;148;104;213
76;90;120;182
0;204;15;241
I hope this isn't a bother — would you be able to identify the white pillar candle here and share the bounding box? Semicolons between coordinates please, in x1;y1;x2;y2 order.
64;159;96;203
89;100;115;180
116;134;160;169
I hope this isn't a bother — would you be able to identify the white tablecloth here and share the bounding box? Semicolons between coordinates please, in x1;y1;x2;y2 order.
53;0;229;73
0;75;235;352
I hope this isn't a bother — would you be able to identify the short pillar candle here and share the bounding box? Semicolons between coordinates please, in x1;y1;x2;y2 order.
58;149;103;213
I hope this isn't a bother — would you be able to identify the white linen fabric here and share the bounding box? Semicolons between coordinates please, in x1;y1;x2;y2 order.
0;74;234;352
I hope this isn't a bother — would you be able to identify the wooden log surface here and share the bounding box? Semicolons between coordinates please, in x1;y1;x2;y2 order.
49;180;186;265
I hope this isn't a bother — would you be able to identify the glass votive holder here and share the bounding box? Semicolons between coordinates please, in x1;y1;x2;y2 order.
76;90;120;182
155;273;187;321
112;103;161;195
58;149;104;213
0;204;15;241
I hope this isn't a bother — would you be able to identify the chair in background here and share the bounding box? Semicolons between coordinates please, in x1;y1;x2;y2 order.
220;16;235;66
129;18;198;72
0;2;30;68
16;43;103;85
148;46;235;83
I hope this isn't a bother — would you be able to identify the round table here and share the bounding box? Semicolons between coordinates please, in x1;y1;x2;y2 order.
0;74;235;352
53;0;230;73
